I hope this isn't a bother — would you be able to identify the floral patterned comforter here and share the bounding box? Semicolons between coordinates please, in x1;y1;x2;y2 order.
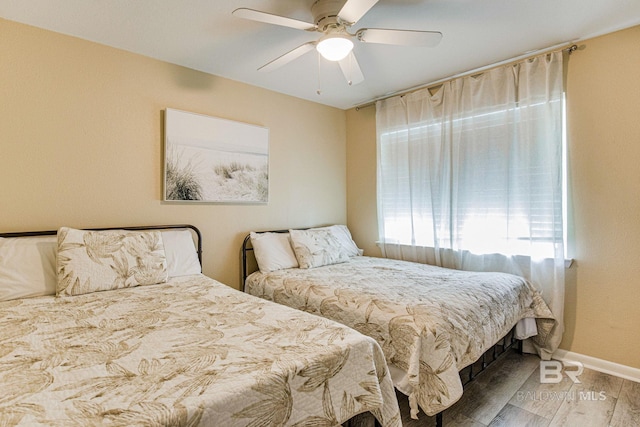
246;256;556;418
0;274;401;427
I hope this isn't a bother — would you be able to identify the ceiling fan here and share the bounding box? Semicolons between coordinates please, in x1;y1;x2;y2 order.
232;0;442;86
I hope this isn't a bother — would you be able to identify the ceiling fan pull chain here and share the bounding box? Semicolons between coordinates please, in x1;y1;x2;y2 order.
317;52;322;95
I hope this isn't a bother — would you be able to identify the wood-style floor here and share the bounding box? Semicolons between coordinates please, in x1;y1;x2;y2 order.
393;350;640;427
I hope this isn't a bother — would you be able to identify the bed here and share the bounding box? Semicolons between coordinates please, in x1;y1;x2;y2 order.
0;224;401;427
242;225;557;422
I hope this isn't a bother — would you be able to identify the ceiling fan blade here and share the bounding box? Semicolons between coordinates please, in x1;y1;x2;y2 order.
232;8;316;31
338;52;364;86
338;0;379;25
357;28;443;47
258;42;316;72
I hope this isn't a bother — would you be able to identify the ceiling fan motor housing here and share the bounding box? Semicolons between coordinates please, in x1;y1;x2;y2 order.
312;0;348;32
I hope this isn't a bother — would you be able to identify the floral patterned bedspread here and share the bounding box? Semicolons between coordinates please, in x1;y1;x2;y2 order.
0;274;401;427
246;256;556;418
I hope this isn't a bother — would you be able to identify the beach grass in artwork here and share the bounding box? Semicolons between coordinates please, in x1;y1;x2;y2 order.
165;148;203;201
164;109;269;203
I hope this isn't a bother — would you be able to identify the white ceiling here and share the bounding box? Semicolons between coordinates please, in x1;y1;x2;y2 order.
2;0;640;110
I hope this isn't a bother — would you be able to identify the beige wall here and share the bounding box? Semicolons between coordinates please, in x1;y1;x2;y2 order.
0;18;347;290
563;25;640;369
346;26;640;369
346;105;380;258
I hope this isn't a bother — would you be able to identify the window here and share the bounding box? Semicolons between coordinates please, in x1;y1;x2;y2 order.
377;52;565;260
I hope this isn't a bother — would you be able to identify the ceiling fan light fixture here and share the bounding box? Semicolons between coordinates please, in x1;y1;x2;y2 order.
316;34;354;61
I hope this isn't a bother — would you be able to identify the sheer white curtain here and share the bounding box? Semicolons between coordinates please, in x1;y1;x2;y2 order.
376;51;564;358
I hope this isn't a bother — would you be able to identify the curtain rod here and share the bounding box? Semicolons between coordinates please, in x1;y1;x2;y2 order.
354;42;579;111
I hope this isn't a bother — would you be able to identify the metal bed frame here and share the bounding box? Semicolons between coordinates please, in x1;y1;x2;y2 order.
242;229;523;427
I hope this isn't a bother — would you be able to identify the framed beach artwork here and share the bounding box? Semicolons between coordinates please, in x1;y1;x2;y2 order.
164;108;269;203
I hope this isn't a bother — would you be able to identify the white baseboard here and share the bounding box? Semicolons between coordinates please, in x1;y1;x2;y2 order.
553;349;640;383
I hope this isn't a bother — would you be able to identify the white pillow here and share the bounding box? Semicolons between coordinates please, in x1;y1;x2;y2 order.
250;232;299;273
316;225;363;257
289;228;350;269
57;227;168;296
161;229;201;277
0;235;57;301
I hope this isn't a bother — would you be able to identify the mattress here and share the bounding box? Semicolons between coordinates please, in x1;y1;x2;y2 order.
0;274;401;426
246;255;556;417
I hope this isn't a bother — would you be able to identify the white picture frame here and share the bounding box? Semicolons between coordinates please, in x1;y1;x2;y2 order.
164;108;269;203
